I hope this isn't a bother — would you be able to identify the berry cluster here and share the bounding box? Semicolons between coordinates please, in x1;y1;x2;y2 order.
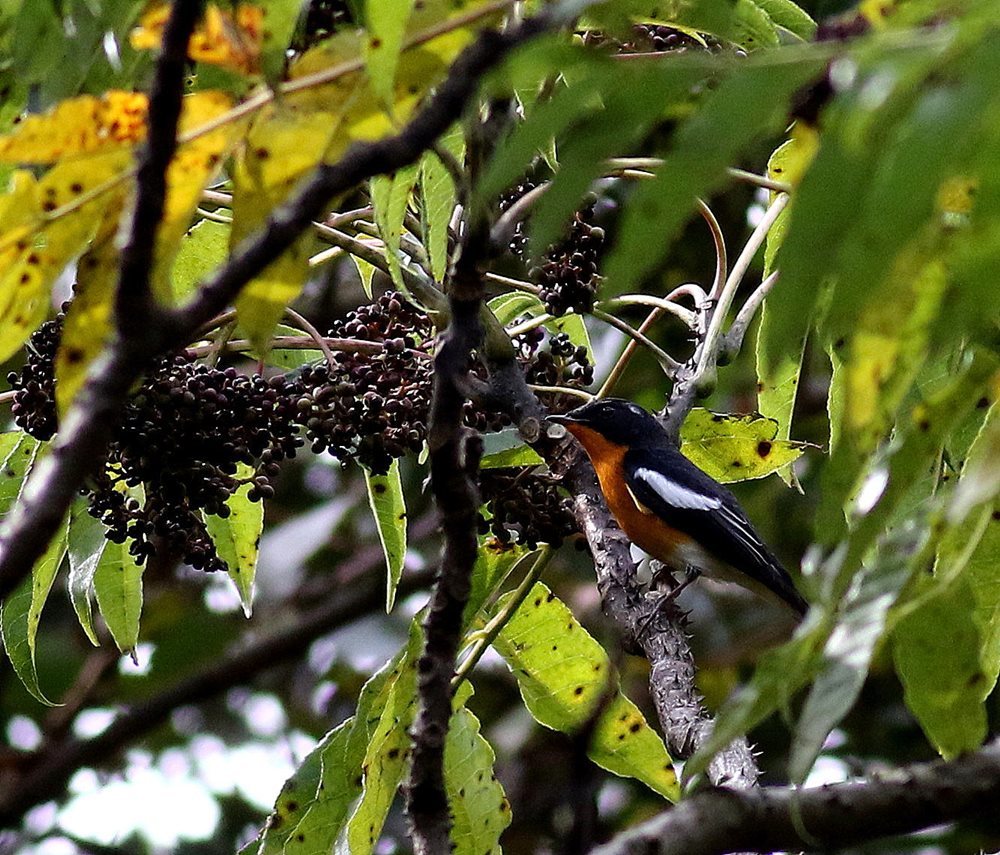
479;468;577;549
8;290;590;570
499;183;606;318
296;292;434;474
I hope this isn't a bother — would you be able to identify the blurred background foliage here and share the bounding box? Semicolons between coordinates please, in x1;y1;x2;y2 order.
0;0;998;852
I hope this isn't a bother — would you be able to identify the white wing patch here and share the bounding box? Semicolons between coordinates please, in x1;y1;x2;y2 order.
633;467;722;512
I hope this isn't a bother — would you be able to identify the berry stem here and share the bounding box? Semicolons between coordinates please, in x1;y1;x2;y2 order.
592;308;681;373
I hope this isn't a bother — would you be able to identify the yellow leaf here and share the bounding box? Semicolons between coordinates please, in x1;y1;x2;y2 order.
0;151;130;362
679;409;808;483
936;175;978;217
131;2;264;74
0;91;148;163
54;200;126;416
156;91;240;302
766;122;819;197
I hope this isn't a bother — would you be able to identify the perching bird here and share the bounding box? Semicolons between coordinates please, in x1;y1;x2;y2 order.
551;398;808;617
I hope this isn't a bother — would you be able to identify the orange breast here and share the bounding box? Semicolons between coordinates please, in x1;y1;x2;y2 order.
567;424;693;565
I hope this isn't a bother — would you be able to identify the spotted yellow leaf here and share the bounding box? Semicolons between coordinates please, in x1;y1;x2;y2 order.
0;91;148;163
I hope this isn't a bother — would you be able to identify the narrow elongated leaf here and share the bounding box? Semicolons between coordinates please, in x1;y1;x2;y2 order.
492;583;680;800
93;539;145;655
480;428;544;469
790;522;925;781
363;0;416;108
604;57;821;296
893;574;987;758
420;124;464;282
446;706;510;855
67;500;108;646
364;460;407;612
204;463;264;617
370;163;420;291
0;518;68;705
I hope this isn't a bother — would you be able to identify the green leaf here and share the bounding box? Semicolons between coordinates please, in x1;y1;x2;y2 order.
528;62;705;256
371;163;420;291
0;517;68;705
488;292;545;326
789;522;927;781
260;0;304;82
749;0;816;40
420;124;464;282
351;253;378;300
465;540;532;625
679;408;808;483
893;574;987;758
480;428;545;469
173;218;231;304
492;582;680;801
253;726;337;855
604;55;821;296
67;499;108;646
732;0;779;50
203;463;263;618
0;431;38;516
446;706;510;855
364;460;407;613
363;0;416;108
93;538;145;655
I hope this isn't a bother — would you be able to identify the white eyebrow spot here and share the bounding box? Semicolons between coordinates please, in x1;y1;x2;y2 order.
634;467;721;511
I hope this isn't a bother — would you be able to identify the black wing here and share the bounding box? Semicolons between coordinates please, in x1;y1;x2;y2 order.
623;446;808;616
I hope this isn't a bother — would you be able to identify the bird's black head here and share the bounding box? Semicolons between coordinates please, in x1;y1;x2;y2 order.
552;398;665;448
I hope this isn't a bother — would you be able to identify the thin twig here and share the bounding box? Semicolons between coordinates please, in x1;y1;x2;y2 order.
722;270;780;360
452;547;551;688
506;313;553;338
697;199;727;302
484;270;541;295
727;166;792;194
283;307;337;370
598;294;696;327
592;308;680;373
528;383;594;402
596;306;664;400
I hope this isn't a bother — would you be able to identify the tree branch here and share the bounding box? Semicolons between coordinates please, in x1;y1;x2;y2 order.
590;739;1000;855
0;8;559;605
405;219;490;852
0;548;436;827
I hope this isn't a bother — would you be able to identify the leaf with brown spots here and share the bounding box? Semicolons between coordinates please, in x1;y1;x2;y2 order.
446;704;510;855
363;460;407;613
492;582;679;800
0;91;148;163
679;408;808;483
203;463;264;618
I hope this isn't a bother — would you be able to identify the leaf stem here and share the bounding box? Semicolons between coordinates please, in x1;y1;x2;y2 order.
591;308;680;374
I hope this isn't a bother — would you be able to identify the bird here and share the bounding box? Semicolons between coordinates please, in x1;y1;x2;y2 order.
550;398;809;617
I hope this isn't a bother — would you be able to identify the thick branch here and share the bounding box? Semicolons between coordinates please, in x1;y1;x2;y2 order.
591;739;1000;855
0;546;435;826
0;10;556;605
405;223;490;852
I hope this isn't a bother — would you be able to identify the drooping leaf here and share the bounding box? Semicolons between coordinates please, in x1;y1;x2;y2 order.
420;124;464;282
446;706;510;855
893;574;987;758
492;582;680;801
93;538;145;655
363;0;416;108
0;516;68;705
789;521;927;781
679;408;808;483
203;463;264;618
67;499;109;646
370;162;420;291
363;460;407;612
